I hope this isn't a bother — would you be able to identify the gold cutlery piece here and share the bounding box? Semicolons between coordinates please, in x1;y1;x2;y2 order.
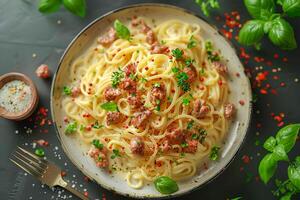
10;146;88;200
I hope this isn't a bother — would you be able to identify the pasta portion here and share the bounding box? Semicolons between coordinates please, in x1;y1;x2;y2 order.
62;17;236;189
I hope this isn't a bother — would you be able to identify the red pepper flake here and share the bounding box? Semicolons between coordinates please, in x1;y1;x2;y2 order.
278;121;284;127
239;100;245;106
254;56;264;62
38;107;48;117
102;193;107;200
242;155;250;164
240;48;250;60
260;89;267;94
40;118;46;126
282;57;288;62
273;75;279;80
236;73;240;77
84;176;90;182
61;171;67;177
36;139;49;146
270;89;278;95
266;61;273;66
200;77;204;82
84;191;88;197
240;167;244;172
220;29;232;39
273;53;279;59
218;79;223;86
280;82;286;87
256;123;262;128
274;116;282;122
145;66;149;71
256;71;268;82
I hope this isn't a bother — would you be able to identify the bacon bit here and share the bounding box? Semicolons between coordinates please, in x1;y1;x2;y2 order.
273;54;279;59
239;100;245;106
61;171;67;177
242;155;250;164
260;89;267;94
282;57;288;62
278;121;284;127
85;125;92;131
36;139;49;146
35;64;50;78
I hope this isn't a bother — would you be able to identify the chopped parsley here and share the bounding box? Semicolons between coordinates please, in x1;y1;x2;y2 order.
176;72;190;92
63;86;72;95
167;96;173;103
187;35;197;49
129;73;138;81
205;41;220;62
114;19;131;40
172;67;180;73
140;77;148;83
111;149;121;159
97;155;103;161
80;124;85;131
185;58;195;67
65;122;77;134
187;120;194;130
155;100;161;111
100;102;118;111
182;98;190;106
180;152;185;157
153;83;161;88
35;148;45;157
92;121;103;129
191;128;207;143
111;68;124;88
200;67;205;75
210;146;220;161
181;142;189;148
171;48;183;60
92;139;104;149
161;40;167;45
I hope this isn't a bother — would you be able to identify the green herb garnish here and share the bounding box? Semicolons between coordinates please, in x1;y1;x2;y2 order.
92;139;104;149
154;176;179;194
161;40;167;45
92;121;103;129
181;142;189;148
114;19;131;40
111;149;121;159
140;77;148;83
176;72;190;92
65;121;77;134
100;102;118;111
187;35;197;49
195;0;220;17
187;120;194;130
205;41;220;62
35;148;45;157
172;67;180;73
111;68;124;88
182;98;190;106
171;48;183;60
63;86;72;95
210;146;220;161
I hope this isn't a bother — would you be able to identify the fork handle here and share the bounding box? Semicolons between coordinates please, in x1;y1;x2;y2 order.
58;178;89;200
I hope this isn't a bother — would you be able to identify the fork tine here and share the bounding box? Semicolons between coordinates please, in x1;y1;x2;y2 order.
17;146;48;165
15;150;46;173
11;153;43;177
10;158;33;175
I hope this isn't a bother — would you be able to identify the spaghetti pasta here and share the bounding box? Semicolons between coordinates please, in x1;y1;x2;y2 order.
62;17;236;189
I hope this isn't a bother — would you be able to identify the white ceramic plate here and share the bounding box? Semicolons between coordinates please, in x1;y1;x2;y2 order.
51;3;252;199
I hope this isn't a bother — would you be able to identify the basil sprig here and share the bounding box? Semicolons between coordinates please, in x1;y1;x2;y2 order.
154;176;179;194
38;0;86;18
239;0;298;50
258;124;300;199
114;20;131;40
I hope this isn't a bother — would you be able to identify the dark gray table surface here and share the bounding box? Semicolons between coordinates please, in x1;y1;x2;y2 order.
1;0;300;199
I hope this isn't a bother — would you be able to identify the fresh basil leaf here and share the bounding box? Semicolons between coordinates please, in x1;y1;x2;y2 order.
100;102;118;111
258;153;278;184
283;0;300;17
280;192;293;200
114;20;131;40
244;0;276;19
275;124;300;152
231;197;242;200
39;0;62;13
288;156;300;190
263;21;273;33
154;176;179;194
65;121;77;134
263;136;277;152
239;20;265;46
268;18;297;50
277;0;284;5
272;144;289;161
63;0;86;18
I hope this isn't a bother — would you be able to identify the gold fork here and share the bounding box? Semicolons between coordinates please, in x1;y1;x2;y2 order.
10;146;88;200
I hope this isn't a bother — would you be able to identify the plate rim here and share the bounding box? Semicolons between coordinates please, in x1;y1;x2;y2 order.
50;3;253;199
